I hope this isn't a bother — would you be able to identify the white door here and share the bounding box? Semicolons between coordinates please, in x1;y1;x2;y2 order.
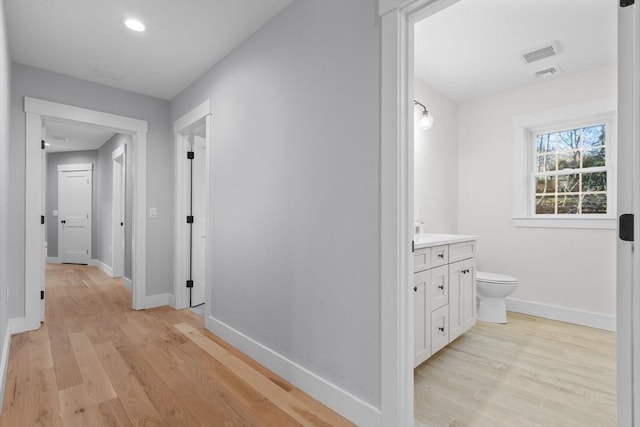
190;135;206;306
112;146;126;277
58;165;92;264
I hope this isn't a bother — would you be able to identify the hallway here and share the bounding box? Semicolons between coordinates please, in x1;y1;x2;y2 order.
0;264;351;426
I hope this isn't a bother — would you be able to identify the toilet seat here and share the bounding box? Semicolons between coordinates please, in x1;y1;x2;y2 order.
476;271;518;284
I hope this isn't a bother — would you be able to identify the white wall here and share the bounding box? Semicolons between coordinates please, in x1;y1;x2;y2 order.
171;0;381;415
457;65;617;322
414;77;459;233
8;62;173;316
0;0;11;412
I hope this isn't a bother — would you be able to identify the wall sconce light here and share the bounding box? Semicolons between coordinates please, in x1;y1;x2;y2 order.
414;100;434;130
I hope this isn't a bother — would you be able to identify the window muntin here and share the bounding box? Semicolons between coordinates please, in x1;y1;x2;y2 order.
532;123;608;215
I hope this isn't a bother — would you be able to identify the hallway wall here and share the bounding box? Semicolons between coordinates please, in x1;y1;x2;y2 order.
171;0;381;417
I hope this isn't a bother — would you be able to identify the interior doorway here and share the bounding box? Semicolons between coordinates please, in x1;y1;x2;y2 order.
173;100;211;311
19;97;149;335
378;1;639;426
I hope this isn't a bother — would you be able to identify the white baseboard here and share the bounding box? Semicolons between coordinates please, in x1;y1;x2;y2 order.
9;316;39;335
137;293;170;310
205;315;381;426
0;322;11;415
123;277;132;291
46;257;61;264
89;259;113;277
168;294;177;309
506;298;616;331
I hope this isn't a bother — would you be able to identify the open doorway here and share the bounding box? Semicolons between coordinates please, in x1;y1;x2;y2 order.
378;1;639;426
411;1;617;424
42;119;134;314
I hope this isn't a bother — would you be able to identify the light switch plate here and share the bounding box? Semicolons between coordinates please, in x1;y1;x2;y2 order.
149;208;157;218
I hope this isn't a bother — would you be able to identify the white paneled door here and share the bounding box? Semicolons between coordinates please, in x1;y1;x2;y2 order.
58;164;92;264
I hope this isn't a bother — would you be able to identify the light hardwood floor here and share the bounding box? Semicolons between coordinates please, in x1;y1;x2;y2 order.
0;263;353;426
415;312;616;427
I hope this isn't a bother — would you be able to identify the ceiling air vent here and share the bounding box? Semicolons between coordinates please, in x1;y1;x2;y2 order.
534;66;561;78
521;41;560;64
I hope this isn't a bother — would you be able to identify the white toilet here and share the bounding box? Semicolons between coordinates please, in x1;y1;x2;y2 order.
476;271;519;324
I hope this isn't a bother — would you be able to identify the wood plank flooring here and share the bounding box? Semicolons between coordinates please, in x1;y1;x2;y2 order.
415;312;616;427
0;263;353;426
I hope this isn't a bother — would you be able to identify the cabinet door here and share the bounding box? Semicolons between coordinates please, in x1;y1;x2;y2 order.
414;270;431;367
429;265;448;311
450;259;476;341
461;258;477;331
431;305;449;355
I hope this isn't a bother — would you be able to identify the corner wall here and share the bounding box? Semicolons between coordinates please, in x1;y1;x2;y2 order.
457;65;617;327
170;0;381;422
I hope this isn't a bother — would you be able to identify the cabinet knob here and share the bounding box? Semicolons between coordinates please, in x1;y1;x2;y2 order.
414;286;417;292
438;284;444;290
438;327;445;333
437;253;444;259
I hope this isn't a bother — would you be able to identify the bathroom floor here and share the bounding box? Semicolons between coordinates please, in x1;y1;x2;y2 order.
414;312;616;427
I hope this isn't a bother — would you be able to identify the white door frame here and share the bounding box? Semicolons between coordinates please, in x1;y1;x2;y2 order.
617;3;640;426
172;100;211;310
57;163;93;264
112;145;126;278
20;97;148;333
379;0;638;426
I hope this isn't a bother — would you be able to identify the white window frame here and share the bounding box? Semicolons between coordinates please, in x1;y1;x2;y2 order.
513;97;617;229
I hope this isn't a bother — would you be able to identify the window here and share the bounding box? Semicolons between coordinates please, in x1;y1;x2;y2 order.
513;98;616;229
534;123;608;215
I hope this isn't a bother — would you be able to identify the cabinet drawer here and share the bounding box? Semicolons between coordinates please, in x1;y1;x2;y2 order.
430;245;449;267
431;305;449;355
414;247;431;273
449;240;475;263
429;265;448;311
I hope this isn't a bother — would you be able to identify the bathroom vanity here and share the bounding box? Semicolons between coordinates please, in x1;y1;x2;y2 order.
413;234;477;367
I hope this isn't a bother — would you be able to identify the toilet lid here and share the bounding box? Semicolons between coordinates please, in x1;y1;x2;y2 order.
476;271;518;284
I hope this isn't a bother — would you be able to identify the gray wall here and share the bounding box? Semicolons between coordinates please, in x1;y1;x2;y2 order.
171;0;381;406
9;62;173;318
46;150;99;258
0;1;11;408
96;133;132;278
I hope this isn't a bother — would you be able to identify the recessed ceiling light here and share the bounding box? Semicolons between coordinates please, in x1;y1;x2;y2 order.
125;19;145;32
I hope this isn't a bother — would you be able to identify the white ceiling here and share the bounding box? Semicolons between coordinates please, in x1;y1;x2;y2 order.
44;120;115;153
414;0;617;103
5;0;293;100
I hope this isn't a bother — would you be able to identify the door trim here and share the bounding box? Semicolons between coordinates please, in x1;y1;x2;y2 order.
20;97;148;333
57;163;93;264
172;100;211;310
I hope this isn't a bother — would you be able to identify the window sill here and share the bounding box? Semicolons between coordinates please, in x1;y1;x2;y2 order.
513;217;616;230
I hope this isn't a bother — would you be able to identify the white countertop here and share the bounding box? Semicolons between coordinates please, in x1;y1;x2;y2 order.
414;233;477;249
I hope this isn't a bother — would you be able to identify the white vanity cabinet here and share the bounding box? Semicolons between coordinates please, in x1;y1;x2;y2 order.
413;235;477;368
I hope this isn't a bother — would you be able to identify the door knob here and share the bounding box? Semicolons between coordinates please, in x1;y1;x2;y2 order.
61;220;66;224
